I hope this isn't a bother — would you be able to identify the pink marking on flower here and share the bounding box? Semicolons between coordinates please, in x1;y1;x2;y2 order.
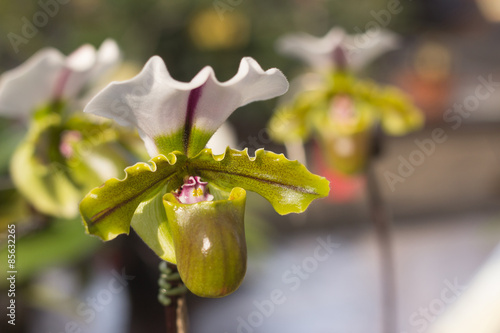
329;94;356;125
175;176;214;204
59;130;82;159
52;68;72;100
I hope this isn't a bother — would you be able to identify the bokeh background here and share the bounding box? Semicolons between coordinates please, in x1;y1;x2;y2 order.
2;0;500;332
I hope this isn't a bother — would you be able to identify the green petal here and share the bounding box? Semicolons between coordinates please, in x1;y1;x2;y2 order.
64;116;147;191
268;105;310;143
154;127;213;158
377;87;424;135
189;148;330;214
268;90;327;143
130;184;176;263
163;187;247;298
79;152;187;241
10;115;81;218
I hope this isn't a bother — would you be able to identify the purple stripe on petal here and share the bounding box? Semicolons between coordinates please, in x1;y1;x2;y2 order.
183;84;205;153
332;46;347;70
53;68;72;99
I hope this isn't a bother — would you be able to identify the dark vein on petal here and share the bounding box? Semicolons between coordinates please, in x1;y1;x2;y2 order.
88;172;175;227
194;168;319;195
184;85;204;154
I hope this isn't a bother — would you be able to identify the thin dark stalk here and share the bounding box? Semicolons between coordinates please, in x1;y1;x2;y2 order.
366;164;398;333
159;262;189;333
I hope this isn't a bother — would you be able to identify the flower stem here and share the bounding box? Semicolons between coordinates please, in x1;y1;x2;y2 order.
158;261;189;333
366;162;398;333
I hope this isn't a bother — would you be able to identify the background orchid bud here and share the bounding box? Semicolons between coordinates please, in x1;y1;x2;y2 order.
163;187;247;298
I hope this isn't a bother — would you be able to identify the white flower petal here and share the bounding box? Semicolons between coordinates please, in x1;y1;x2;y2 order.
84;56;288;157
345;29;400;71
0;48;65;118
0;40;121;118
90;39;122;82
97;39;121;65
193;57;289;132
66;44;97;72
62;44;99;99
277;27;399;71
277;28;346;70
84;56;184;156
65;40;122;99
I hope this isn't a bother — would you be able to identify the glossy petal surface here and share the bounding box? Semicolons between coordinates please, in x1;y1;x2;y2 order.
164;187;247;297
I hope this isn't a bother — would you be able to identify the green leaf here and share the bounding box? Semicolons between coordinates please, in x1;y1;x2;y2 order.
163;187;247;298
189;148;330;214
79;152;187;241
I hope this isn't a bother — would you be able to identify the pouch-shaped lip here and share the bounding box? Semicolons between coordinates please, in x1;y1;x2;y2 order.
163;187;247;297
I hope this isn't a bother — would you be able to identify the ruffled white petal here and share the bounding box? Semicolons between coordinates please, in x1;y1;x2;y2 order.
346;29;400;71
83;56;186;156
193;57;289;132
62;44;98;99
64;40;121;99
0;40;121;118
277;28;346;70
84;56;288;156
66;44;97;72
277;27;399;71
89;39;122;83
0;48;65;118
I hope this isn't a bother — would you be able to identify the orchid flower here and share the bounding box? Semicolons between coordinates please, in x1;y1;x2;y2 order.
0;39;121;120
0;40;138;218
276;27;399;71
79;56;330;297
270;28;423;176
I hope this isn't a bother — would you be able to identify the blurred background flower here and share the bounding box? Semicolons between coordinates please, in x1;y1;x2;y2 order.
0;40;143;219
1;0;500;332
269;27;423;203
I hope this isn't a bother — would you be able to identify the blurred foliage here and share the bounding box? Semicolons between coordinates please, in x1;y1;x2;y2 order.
0;118;24;173
0;217;99;288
